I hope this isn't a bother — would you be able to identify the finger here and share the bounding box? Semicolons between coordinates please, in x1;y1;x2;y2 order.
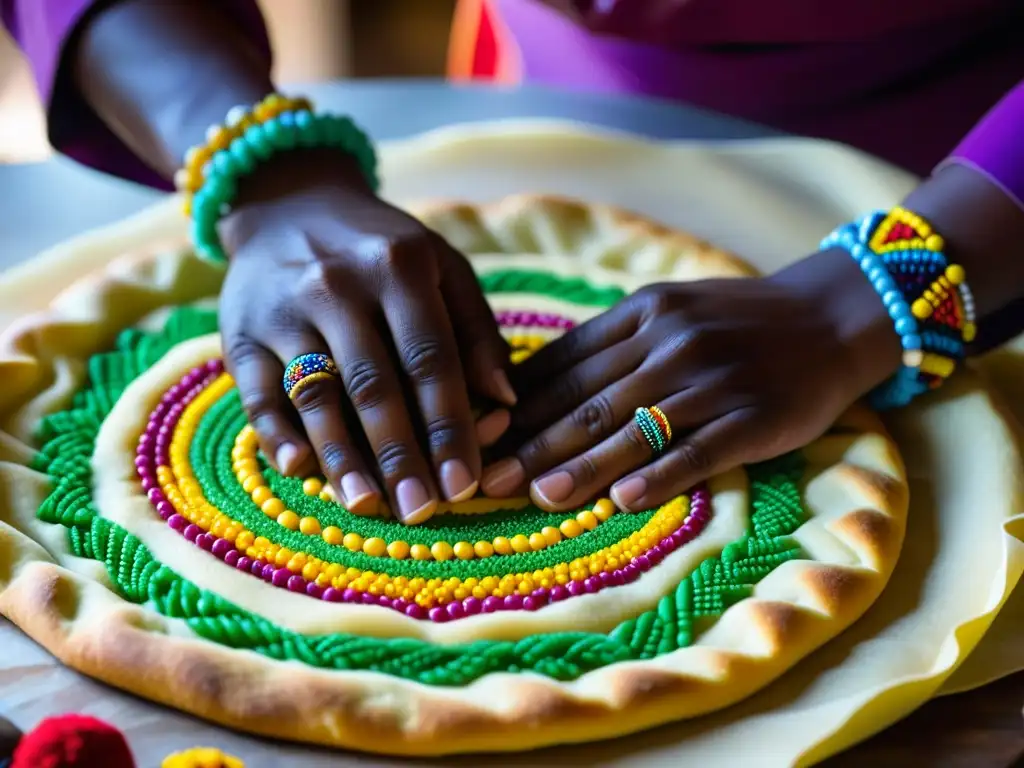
497;338;646;451
314;305;441;524
524;386;728;511
509;300;640;394
222;332;314;477
438;241;517;405
276;338;383;517
481;368;657;499
382;273;484;505
610;408;760;512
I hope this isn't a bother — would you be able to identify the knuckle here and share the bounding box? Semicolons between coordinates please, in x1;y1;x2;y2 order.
423;415;462;454
359;233;422;273
552;372;586;413
517;433;554;472
571;395;617;439
223;336;264;370
374;438;415;478
573;453;599;486
239;389;279;421
343;358;391;410
399;336;449;384
675;440;713;475
298;261;335;306
635;284;671;318
317;441;349;478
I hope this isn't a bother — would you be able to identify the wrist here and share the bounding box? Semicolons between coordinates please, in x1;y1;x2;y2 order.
770;248;903;402
219;149;373;256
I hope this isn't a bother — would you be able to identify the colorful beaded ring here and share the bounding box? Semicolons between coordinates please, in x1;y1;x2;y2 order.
822;206;974;409
283;353;339;401
634;406;672;456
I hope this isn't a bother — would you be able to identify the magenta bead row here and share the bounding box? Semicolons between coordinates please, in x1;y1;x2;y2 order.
495;310;576;331
134;359;225;522
137;359;713;622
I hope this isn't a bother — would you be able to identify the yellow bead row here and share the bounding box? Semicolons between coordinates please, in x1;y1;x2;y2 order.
910;267;963;320
232;423;618;561
506;332;548;364
160;374;685;606
868;206;945;253
175;93;313;209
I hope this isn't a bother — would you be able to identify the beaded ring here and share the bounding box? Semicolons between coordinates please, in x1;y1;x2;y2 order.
822;206;975;410
283;353;339;402
185;99;378;264
635;406;672;456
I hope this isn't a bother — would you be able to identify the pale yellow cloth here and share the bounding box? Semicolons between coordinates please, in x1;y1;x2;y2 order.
0;123;1021;766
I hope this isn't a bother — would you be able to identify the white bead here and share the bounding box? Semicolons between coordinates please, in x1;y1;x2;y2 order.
173;169;190;191
225;105;248;127
205;123;223;142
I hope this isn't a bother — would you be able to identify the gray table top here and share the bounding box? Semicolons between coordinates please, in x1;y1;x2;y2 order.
0;79;775;269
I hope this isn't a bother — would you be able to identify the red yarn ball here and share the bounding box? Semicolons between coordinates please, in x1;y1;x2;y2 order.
11;715;135;768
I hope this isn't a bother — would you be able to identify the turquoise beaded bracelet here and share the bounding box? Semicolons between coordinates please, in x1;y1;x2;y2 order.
189;110;379;263
821;206;974;410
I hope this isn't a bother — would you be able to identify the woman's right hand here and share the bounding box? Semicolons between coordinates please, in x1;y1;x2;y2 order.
217;151;515;524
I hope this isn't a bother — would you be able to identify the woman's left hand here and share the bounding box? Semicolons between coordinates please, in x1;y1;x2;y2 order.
479;249;903;512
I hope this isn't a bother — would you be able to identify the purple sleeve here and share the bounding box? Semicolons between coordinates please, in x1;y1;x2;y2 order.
944;79;1024;210
0;0;271;189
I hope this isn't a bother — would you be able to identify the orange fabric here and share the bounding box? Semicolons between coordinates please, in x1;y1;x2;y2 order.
447;0;518;83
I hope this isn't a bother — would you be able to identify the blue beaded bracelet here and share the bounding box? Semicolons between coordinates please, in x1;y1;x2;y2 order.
821;206;974;410
189;109;379;263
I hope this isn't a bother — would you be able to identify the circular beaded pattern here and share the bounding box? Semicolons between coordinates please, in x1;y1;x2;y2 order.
37;297;811;684
140;346;711;620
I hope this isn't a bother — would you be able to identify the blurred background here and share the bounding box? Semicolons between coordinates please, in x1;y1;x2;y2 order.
0;0;457;162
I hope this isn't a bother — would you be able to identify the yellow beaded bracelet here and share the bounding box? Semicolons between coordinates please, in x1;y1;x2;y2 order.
174;93;312;214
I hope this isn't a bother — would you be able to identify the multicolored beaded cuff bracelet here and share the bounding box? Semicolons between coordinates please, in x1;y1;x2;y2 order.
822;206;975;410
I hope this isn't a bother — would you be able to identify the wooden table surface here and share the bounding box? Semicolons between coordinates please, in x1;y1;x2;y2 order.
826;671;1024;767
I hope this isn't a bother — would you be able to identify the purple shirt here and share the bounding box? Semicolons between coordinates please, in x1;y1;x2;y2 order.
1;0;1021;207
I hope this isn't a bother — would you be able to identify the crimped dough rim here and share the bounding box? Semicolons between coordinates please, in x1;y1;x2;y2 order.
0;194;907;756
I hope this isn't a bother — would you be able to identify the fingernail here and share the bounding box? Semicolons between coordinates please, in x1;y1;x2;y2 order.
611;477;647;511
493;370;517;406
441;460;478;502
341;472;379;516
480;458;525;496
531;471;575;506
276;443;301;476
396;478;437;525
476;409;511;446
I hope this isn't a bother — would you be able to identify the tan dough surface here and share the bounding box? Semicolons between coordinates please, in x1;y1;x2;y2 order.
0;123;1019;767
0;190;908;756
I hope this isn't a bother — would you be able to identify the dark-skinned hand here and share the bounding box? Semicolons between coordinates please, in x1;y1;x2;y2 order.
217;151;514;524
479;248;903;512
